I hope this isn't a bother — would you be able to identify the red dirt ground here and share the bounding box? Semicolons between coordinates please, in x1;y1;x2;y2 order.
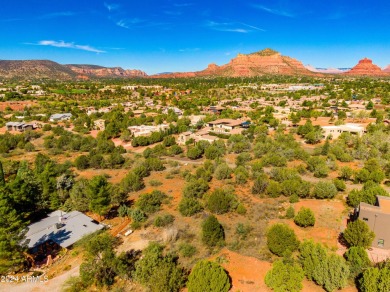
272;199;347;249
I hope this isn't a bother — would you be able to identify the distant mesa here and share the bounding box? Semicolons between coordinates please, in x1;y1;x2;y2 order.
344;58;387;76
305;65;347;74
65;64;147;78
384;65;390;73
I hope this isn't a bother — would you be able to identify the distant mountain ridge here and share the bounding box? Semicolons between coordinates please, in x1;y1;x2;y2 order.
0;51;389;80
0;60;76;80
65;64;147;78
0;60;147;80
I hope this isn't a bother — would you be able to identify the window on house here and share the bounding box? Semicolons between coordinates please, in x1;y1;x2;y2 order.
378;239;384;247
363;218;368;221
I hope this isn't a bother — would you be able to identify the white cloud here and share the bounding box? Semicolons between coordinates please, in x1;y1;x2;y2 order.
37;40;105;53
205;20;264;33
252;4;295;18
104;2;120;12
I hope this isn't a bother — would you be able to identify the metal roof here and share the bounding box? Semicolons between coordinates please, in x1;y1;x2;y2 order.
24;211;104;249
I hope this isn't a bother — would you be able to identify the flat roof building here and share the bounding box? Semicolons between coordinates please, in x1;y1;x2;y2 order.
24;210;104;250
358;196;390;249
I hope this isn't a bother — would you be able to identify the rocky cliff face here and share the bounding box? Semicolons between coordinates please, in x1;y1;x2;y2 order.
66;64;147;78
0;60;76;79
153;48;315;78
344;58;386;76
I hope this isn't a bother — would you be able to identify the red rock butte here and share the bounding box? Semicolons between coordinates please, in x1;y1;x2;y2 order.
153;48;316;78
344;58;386;76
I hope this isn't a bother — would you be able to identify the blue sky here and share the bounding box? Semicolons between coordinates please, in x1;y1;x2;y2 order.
1;0;389;74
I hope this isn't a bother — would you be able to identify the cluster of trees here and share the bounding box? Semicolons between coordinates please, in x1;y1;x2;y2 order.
252;167;338;200
0;131;42;153
265;218;390;292
186;140;226;160
297;120;323;144
66;233;231;292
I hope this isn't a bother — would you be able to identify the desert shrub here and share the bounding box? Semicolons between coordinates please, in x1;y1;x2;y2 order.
235;152;252;166
281;179;311;198
183;179;209;198
201;215;225;247
294;207;315;227
267;223;299;256
74;155;89;170
354;168;371;183
136;190;167;214
133;164;151;178
162;135;176;147
270;167;300;182
204;145;223;160
333;178;346;191
299;240;350;292
252;173;269;195
144;157;165;171
42;124;52;131
129;208;147;223
178;197;202;216
289;194;299;203
178;243;197;258
236;203;247;215
187;260;230;292
121;172;145;193
154;214;175;227
307;156;329;177
339;166;353;180
266;180;282;198
149;180;163;187
343;220;375;248
133;243;186;292
186;146;202;160
344;246;371;278
214;163;232;180
313;181;337;199
359;266;390;292
206;189;238;214
347;183;389;207
169;145;183;155
285;206;295;219
265;260;304;292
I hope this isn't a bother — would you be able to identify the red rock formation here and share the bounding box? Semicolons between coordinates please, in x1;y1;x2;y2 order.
152;48;316;78
384;65;390;73
66;64;147;78
344;58;385;76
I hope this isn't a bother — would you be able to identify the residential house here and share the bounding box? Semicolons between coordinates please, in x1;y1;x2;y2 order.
24;210;104;251
322;123;365;139
207;119;247;135
358;196;390;249
6;121;36;132
49;113;72;122
128;124;170;137
178;131;219;145
204;106;225;115
163;107;183;116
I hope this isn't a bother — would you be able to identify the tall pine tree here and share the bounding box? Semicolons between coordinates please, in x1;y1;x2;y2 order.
0;195;28;274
